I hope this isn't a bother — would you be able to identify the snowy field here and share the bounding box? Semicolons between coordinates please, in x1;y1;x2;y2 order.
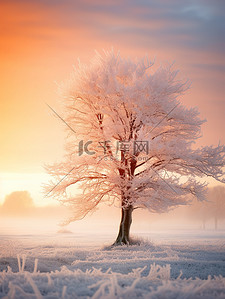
0;230;225;298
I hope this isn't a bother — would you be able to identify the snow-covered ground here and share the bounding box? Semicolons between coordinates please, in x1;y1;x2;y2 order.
0;230;225;298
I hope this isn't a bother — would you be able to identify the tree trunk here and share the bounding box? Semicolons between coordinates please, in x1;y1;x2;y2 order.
215;216;218;230
202;219;205;230
113;206;133;245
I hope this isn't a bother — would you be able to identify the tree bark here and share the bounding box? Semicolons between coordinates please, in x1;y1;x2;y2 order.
113;205;133;245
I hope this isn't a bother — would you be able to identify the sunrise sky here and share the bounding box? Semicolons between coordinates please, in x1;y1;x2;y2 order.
0;0;225;207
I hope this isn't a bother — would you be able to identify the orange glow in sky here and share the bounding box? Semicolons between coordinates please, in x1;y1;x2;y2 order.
0;0;225;207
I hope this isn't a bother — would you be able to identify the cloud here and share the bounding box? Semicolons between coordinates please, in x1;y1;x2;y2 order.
192;63;225;73
1;0;224;54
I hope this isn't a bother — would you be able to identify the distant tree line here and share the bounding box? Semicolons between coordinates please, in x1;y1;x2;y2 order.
187;186;225;230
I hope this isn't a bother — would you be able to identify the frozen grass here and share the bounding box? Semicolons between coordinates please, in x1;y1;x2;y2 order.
0;230;225;298
102;235;152;250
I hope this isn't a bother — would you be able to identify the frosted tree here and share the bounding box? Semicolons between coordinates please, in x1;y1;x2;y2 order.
45;51;225;245
186;196;211;230
186;186;225;230
1;191;34;217
208;186;225;229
